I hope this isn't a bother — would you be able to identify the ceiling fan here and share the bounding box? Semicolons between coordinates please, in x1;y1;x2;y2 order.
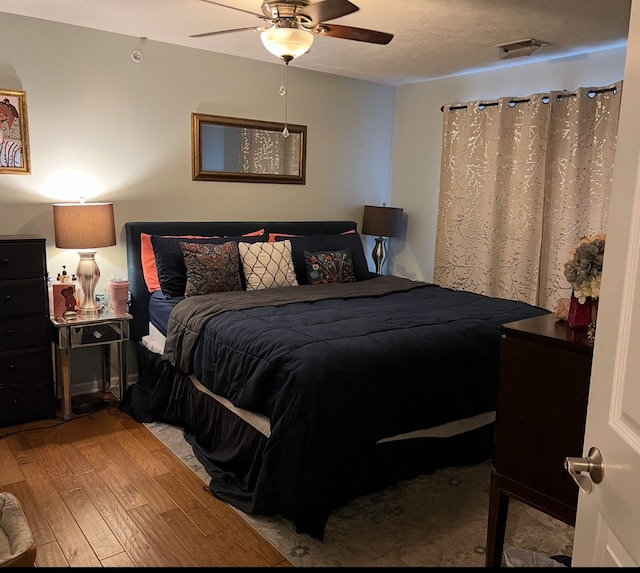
191;0;394;62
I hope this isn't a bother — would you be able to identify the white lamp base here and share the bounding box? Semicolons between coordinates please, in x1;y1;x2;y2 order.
76;250;101;315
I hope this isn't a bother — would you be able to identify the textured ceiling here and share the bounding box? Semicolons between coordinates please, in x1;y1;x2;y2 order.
0;0;632;85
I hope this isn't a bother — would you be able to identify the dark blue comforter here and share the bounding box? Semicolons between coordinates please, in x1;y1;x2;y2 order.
163;276;549;536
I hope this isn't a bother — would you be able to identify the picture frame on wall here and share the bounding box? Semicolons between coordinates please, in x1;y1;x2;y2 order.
0;89;30;174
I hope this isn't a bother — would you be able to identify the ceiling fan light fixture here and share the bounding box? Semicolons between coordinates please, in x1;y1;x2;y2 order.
260;27;314;60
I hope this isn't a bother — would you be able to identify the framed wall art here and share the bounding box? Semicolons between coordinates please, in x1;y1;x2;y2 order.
0;89;30;174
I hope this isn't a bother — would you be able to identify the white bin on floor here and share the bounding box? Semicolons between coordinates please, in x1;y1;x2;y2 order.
504;548;567;567
0;492;37;568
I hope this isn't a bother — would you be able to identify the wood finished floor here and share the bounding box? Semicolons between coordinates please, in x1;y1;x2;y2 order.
0;406;292;567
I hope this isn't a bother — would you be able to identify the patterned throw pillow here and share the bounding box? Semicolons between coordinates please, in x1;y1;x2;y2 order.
304;249;356;285
179;241;242;297
275;232;370;284
238;240;299;290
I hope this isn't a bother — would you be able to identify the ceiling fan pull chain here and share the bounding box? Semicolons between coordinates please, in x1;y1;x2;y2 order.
279;57;287;96
281;59;290;138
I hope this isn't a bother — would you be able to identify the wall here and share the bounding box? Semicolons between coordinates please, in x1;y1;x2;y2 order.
0;13;394;393
390;47;627;282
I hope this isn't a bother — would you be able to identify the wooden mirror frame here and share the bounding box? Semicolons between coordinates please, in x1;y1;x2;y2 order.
192;113;307;184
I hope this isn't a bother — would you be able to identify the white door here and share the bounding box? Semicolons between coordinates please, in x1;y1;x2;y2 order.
572;0;640;566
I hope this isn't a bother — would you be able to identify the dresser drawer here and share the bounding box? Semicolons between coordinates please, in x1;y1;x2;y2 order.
0;236;53;427
0;242;46;280
0;347;52;384
0;278;47;317
0;314;49;351
0;379;55;427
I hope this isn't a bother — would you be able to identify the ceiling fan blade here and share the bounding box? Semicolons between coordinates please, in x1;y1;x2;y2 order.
316;23;393;45
199;0;264;19
298;0;359;25
190;26;260;38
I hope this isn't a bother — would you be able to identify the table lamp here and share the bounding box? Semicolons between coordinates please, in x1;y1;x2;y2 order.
53;201;116;315
362;203;404;275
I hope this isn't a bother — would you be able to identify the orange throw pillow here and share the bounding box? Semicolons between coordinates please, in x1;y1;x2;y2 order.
268;232;301;242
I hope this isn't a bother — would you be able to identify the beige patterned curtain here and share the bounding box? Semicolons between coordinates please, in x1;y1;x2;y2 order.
434;82;622;310
240;128;300;175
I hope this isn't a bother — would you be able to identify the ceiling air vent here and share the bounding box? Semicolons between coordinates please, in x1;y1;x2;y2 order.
496;37;547;60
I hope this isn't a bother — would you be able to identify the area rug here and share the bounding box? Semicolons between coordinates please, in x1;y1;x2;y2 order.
145;421;574;567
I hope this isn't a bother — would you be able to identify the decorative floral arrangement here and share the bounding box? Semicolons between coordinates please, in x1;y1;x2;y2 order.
564;233;606;303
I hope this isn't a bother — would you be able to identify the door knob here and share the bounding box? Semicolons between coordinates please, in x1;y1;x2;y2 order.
564;446;604;494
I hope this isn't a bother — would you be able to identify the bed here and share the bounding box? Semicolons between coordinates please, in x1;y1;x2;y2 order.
121;220;549;540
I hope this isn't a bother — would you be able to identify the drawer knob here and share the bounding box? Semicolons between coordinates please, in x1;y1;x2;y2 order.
7;363;15;372
6;329;13;336
1;258;8;265
4;295;10;303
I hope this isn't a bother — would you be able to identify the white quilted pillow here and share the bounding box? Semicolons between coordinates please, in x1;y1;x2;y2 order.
238;240;299;290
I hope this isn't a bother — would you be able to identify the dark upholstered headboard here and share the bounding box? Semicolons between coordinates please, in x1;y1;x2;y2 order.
125;220;358;341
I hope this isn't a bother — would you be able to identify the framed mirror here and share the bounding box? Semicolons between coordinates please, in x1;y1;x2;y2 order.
192;113;307;184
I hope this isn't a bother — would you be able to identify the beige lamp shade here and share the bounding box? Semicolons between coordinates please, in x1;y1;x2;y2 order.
362;204;404;238
53;202;116;249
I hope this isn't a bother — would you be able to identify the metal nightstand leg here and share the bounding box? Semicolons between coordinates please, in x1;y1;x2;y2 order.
101;345;111;393
118;340;128;399
54;344;72;421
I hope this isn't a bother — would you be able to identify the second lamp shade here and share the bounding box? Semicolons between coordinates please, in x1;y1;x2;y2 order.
362;205;403;238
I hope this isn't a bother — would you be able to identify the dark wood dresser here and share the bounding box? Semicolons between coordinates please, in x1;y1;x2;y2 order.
0;235;56;426
485;313;593;567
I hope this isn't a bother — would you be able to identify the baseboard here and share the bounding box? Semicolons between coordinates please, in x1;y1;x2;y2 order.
61;373;139;399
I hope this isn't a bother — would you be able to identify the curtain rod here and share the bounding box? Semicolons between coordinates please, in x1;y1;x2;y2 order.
440;85;619;112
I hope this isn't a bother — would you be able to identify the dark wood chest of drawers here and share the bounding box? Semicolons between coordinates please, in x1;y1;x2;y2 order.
485;313;593;566
0;235;56;426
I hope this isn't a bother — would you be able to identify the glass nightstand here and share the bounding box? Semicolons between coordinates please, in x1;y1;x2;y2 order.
50;311;132;420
